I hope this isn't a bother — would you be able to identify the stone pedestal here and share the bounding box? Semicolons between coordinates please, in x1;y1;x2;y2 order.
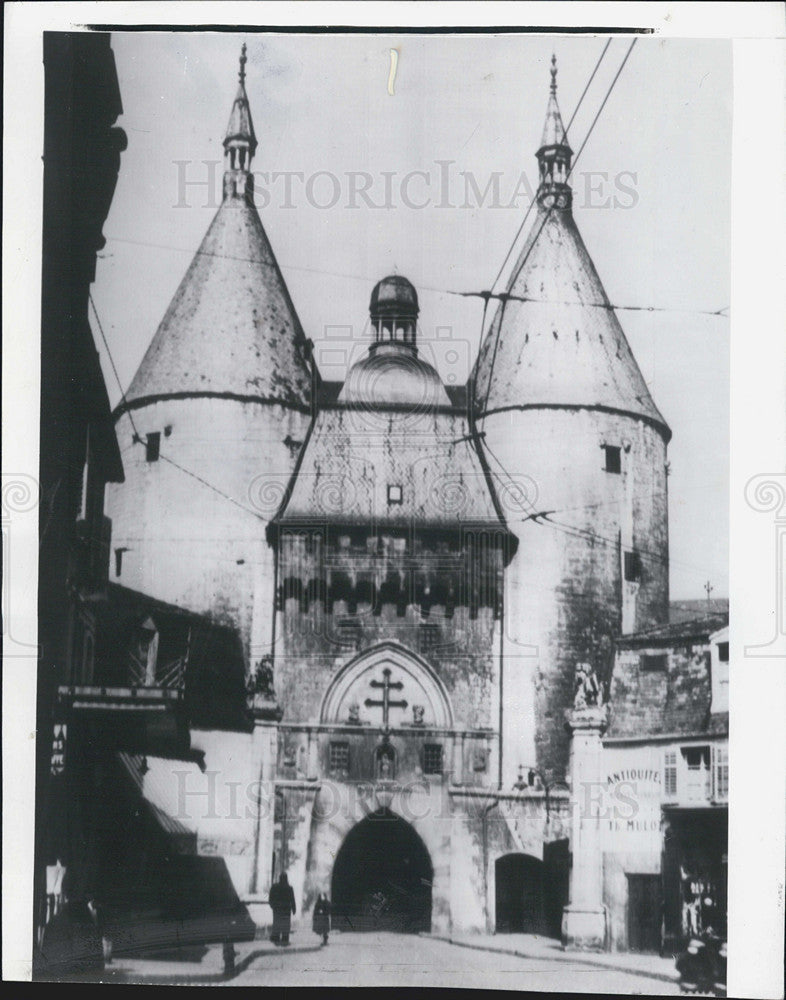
562;704;608;951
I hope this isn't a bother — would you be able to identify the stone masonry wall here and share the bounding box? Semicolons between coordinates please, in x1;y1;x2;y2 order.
480;407;669;785
107;398;310;667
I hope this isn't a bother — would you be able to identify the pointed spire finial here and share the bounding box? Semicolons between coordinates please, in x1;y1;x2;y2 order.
536;52;572;209
239;42;247;86
223;43;257;199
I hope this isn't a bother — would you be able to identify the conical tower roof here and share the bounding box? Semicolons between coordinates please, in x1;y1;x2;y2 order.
122;46;311;412
473;60;669;440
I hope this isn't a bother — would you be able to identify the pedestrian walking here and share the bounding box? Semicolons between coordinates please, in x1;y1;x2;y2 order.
39;897;105;975
312;892;331;945
87;897;112;966
269;873;296;946
222;939;236;975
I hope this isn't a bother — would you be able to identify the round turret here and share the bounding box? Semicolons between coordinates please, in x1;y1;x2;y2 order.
473;57;670;786
106;47;312;669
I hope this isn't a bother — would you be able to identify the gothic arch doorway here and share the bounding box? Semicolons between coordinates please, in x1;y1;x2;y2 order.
331;809;433;933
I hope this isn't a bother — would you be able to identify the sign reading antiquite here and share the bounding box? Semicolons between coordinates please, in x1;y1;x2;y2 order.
596;751;665;855
602;768;661;835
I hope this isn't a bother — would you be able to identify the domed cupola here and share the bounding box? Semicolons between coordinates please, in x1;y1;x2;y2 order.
369;273;419;344
339;275;451;410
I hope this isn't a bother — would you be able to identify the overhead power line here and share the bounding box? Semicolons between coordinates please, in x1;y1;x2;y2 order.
90;292;142;445
103;232;728;323
480;423;715;577
477;38;640;426
90;292;265;520
487;38;612;301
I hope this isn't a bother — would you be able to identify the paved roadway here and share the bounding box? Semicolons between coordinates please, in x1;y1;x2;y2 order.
226;931;681;992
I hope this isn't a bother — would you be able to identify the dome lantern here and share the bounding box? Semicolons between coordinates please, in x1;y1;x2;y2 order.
369;275;419;353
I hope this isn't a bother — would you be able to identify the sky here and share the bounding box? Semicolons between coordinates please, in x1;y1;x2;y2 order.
91;32;731;601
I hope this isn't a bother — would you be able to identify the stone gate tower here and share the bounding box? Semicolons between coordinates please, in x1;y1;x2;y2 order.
107;47;313;667
473;57;671;786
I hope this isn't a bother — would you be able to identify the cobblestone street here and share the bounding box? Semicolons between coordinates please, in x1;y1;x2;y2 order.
61;931;682;992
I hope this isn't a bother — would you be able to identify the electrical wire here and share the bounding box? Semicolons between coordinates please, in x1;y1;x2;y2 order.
486;38;612;301
480;40;640;415
475;40;639;429
91;291;265;520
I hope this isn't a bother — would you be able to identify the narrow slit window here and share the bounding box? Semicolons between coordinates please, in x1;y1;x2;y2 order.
624;551;642;582
145;432;161;463
603;445;622;474
717;641;729;662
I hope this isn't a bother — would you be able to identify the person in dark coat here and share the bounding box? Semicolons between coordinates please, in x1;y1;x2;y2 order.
312;893;331;945
676;936;712;993
269;873;296;945
39;898;105;977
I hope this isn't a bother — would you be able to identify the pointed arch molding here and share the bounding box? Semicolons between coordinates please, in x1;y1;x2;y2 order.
320;642;454;729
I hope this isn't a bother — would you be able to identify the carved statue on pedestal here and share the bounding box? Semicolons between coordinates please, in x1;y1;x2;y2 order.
247;655;275;701
573;662;603;710
246;655;282;720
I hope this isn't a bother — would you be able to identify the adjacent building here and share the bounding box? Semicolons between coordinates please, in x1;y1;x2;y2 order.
36;31;126;967
602;612;729;952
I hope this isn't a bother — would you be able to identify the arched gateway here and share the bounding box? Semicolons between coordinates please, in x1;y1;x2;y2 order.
495;842;570;938
331;809;433;933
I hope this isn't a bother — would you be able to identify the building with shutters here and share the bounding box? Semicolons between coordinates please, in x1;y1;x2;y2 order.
601;612;729;952
48;46;726;955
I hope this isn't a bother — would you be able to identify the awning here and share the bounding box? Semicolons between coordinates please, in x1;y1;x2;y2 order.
117;752;199;849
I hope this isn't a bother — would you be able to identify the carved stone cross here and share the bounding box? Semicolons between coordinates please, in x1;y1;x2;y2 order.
364;668;408;728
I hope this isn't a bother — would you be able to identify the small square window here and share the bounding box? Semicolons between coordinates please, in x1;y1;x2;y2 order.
145;432;161;462
387;484;403;505
603;445;621;474
641;653;667;672
329;742;349;773
624;551;642;582
423;744;444;775
717;642;729;662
